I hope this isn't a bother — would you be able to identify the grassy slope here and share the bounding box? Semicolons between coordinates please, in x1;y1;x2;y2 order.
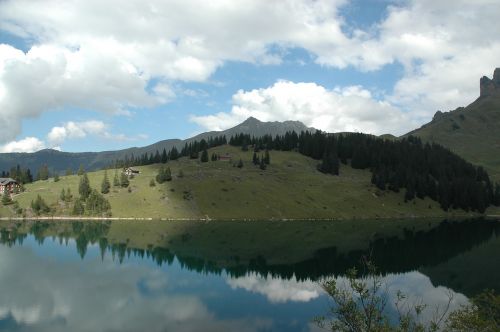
0;145;482;219
407;96;500;182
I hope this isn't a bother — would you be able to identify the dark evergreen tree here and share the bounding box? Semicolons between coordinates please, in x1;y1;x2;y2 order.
120;173;129;188
161;148;168;163
2;188;12;206
79;173;91;199
259;158;266;170
252;152;259;165
113;170;120;187
264;150;270;165
72;198;85;215
237;159;243;168
101;170;111;194
200;149;209;162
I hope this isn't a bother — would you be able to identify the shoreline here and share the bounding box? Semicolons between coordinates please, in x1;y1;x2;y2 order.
1;214;496;222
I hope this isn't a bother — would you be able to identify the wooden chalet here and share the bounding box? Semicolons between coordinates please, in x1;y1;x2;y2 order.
0;178;20;194
123;167;140;176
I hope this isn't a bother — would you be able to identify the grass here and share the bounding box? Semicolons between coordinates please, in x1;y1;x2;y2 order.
0;145;486;220
408;95;500;182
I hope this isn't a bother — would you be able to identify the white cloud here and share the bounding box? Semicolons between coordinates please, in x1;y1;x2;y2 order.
0;244;268;332
47;121;106;146
0;0;498;142
0;137;46;153
191;80;414;135
47;120;144;147
227;273;322;303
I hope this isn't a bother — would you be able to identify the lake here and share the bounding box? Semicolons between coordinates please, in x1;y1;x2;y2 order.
0;218;498;331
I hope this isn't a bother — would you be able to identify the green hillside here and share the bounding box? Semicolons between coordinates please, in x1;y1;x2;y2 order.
407;70;500;182
1;145;488;220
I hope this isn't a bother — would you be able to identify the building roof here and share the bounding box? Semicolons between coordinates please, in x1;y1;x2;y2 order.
0;178;17;185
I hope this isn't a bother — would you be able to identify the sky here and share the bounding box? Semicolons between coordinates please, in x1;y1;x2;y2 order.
0;0;498;153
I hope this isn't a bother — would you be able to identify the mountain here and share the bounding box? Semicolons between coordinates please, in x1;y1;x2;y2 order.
406;68;500;181
0;117;316;174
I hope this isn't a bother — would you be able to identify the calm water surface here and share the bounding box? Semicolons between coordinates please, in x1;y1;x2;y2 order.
0;218;498;332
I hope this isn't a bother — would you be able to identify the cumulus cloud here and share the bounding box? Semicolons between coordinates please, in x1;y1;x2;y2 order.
46;120;145;148
191;81;414;135
0;137;46;153
227;273;322;303
0;0;498;142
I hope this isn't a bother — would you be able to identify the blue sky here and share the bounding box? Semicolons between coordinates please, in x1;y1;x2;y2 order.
0;0;498;152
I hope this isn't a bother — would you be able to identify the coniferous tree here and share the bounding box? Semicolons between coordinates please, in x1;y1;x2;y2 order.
264;150;270;165
252;152;258;165
165;167;172;181
77;164;85;176
85;189;111;216
101;170;111;194
79;173;91;199
72;198;85;215
200;149;209;162
60;188;66;202
120;172;129;188
113;170;120;187
259;158;266;170
65;188;73;202
169;147;179;160
2;188;12;206
53;173;60;182
31;195;50;215
161;148;168;163
237;159;243;168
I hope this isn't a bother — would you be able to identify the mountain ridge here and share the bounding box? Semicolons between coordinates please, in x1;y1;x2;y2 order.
0;117;316;174
405;68;500;181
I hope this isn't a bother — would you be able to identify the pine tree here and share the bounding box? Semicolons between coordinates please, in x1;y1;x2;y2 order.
120;172;129;188
31;195;50;215
2;188;12;206
66;188;73;202
165;167;172;181
54;173;60;182
259;158;266;170
72;198;85;215
60;188;66;202
264;150;270;165
200;149;209;162
252;152;258;165
77;164;85;176
161;148;168;163
79;173;91;199
237;159;243;168
101;170;111;194
113;170;120;187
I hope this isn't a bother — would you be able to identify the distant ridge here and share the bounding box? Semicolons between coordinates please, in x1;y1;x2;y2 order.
0;117;316;173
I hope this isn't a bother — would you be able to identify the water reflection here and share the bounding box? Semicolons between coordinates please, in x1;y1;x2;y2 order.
0;218;498;331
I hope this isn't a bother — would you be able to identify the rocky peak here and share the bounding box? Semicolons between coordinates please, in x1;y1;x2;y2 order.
480;68;500;97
